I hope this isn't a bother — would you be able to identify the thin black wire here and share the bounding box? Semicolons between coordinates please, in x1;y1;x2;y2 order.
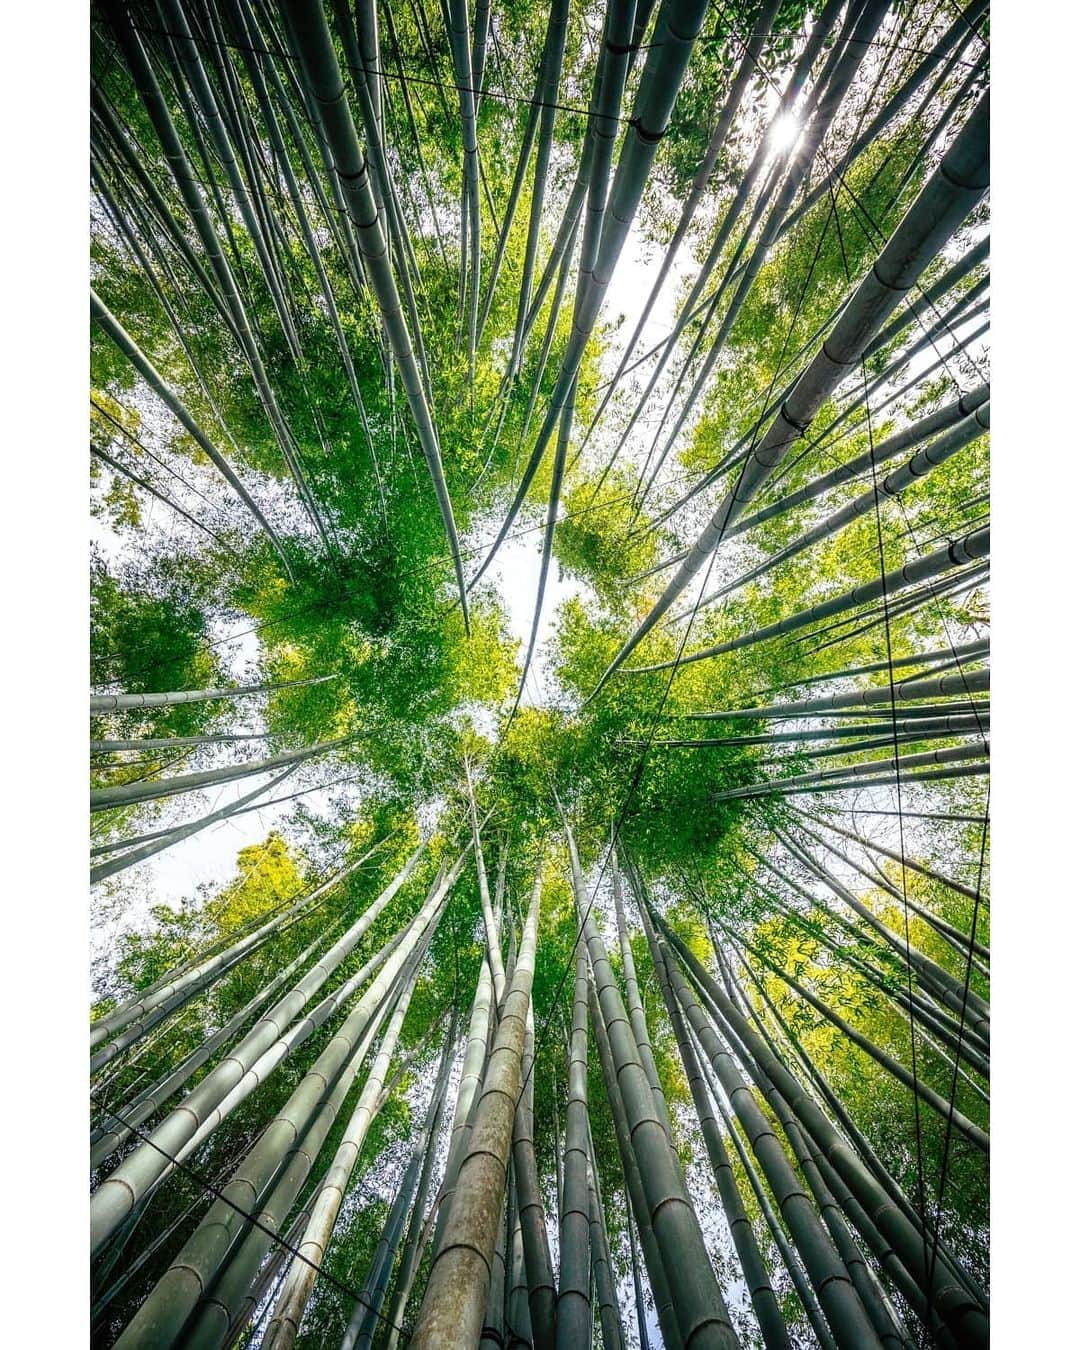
633;2;986;534
91;462;707;683
823;165;936;1341
90;769;367;855
839;809;986;823
941;0;990;49
89;828;386;1045
925;779;989;1287
699;28;983;69
123;13;642;128
515;147;845;1112
91;396;229;519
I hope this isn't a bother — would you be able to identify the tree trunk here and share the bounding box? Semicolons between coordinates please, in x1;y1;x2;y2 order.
565;820;739;1348
90;841;432;1254
655;915;989;1349
556;942;593;1350
110;851;462;1346
409;869;540;1348
596;92;990;689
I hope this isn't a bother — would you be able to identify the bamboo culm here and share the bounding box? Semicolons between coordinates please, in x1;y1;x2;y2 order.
655;934;885;1350
380;1022;458;1350
409;868;541;1349
510;871;557;1350
555;942;592;1350
711;406;989;603
281;0;470;626
701;1039;840;1350
90;841;430;1254
89;842;370;1057
472;0;713;586
110;850;463;1347
90;735;353;813
776;827;989;1039
586;978;681;1350
90;290;292;573
565;820;740;1349
685;666;990;724
793;820;989;963
723;383;990;543
586;1127;626;1350
506;0;570;384
90;842;388;1063
90;929;328;1169
714;741;989;803
99;2;314;476
90;765;297;884
90;673;337;714
635;0;894;511
261;947;435;1349
432;940;495;1253
637;895;792;1350
729;991;912;1350
655;914;989;1349
749;942;988;1153
800;810;984;905
596;92;990;689
631;526;989;673
742;957;982;1328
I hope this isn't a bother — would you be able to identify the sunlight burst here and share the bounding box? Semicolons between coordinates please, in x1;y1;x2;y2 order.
769;110;803;155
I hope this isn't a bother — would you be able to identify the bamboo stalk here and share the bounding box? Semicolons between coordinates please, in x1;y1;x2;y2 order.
564;819;739;1348
636;894;791;1350
91;674;337;714
91;841;431;1254
555;940;593;1349
262;957;437;1347
410;871;541;1348
654;914;988;1349
90;290;292;574
596;91;991;690
655;934;883;1350
282;0;470;627
90;735;351;813
111;852;463;1346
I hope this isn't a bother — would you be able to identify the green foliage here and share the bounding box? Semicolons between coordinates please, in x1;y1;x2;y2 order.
90;549;224;740
89;2;990;1340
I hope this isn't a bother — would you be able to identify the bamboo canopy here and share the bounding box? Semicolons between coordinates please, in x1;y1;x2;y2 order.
88;3;991;1346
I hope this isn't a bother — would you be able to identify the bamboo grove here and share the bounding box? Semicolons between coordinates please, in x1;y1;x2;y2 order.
88;0;990;1345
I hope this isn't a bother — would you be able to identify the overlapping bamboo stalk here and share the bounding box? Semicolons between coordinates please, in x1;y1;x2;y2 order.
89;7;991;1346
